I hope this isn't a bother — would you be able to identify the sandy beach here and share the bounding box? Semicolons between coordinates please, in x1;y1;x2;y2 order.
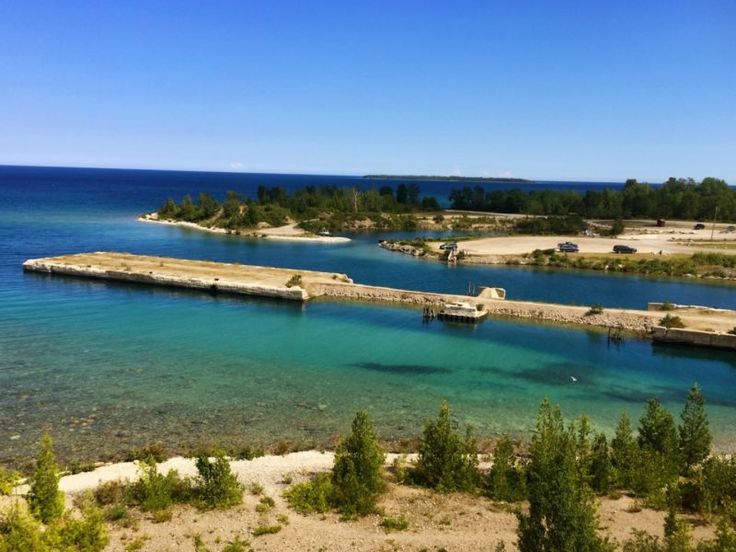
138;214;351;243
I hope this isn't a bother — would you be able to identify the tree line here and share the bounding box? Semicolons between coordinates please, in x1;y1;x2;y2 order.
157;184;441;231
449;177;735;221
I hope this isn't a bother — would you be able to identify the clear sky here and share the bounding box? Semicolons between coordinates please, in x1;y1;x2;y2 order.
0;1;734;182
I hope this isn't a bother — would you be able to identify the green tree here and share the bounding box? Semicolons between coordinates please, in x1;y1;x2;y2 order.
610;218;625;236
589;433;612;495
194;452;243;510
517;399;612;552
28;432;65;524
485;435;526;502
611;412;638;489
413;401;479;492
331;411;386;516
678;383;711;474
637;399;680;480
0;506;47;552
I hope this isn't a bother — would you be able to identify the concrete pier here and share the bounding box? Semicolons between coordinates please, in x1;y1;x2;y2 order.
23;252;736;350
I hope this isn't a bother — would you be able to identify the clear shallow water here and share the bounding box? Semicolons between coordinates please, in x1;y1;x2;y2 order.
1;166;735;462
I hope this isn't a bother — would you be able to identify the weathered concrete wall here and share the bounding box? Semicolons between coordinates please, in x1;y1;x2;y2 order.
651;326;736;350
23;258;309;301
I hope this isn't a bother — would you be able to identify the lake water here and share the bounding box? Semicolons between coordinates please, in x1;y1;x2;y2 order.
1;165;735;463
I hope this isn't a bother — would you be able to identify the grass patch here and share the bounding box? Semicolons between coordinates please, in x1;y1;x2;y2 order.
251;523;282;536
380;515;410;532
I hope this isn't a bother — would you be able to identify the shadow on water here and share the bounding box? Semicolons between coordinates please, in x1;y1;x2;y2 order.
350;362;451;375
651;342;736;370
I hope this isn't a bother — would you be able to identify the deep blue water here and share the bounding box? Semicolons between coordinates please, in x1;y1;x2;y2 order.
1;165;735;462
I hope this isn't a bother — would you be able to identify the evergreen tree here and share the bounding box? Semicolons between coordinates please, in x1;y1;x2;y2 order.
589;433;612;495
485;435;525;502
28;432;65;524
637;399;680;482
611;412;638;489
331;411;385;516
414;401;479;492
517;399;612;552
678;383;711;474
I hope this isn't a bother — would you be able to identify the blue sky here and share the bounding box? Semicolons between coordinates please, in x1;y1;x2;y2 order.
0;1;734;181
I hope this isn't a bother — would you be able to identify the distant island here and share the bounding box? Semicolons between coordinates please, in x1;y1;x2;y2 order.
364;174;533;183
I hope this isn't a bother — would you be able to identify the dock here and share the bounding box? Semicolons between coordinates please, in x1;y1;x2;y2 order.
22;252;736;350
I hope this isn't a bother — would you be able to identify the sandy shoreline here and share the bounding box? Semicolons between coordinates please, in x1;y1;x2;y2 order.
2;451;717;551
138;214;351;243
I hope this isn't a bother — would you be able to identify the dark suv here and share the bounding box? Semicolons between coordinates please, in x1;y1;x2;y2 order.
558;242;579;253
613;244;637;254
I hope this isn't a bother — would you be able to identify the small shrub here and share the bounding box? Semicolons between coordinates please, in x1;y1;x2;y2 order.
413;401;479;492
255;495;275;513
234;445;265;461
28;432;65;524
285;274;303;288
251;523;281;536
659;314;685;329
728;326;736;336
193;453;243;510
380;515;409;532
659;301;675;311
124;536;150;551
151;508;172;523
48;494;108;552
102;503;135;528
249;482;264;495
0;506;46;552
125;443;167;463
276;513;289;525
221;536;251;552
0;467;20;495
284;473;332;514
586;304;604;316
93;480;127;506
127;459;189;512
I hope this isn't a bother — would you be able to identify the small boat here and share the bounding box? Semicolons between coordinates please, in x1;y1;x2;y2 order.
317;228;331;236
437;301;487;322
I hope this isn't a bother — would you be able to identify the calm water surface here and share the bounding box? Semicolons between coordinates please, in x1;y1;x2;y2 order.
1;166;735;462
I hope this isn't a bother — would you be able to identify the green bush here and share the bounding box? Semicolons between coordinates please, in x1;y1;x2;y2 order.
485;435;526;502
47;496;108;552
193;453;243;510
331;411;385;516
284;473;333;515
127;459;189;512
285;274;303;288
586;304;604;316
413;401;479;492
28;432;65;524
0;506;47;552
380;515;409;532
251;523;281;536
0;467;20;496
660;314;685;329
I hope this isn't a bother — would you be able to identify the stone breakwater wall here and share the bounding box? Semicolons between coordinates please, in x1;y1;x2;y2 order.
651;327;736;350
310;283;655;334
23;258;309;301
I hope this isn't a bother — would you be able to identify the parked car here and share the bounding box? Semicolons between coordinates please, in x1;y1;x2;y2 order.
558;242;579;253
694;223;705;230
439;242;458;250
613;244;637;254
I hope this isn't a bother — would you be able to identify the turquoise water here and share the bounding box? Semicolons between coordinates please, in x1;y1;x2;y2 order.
1;166;735;463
